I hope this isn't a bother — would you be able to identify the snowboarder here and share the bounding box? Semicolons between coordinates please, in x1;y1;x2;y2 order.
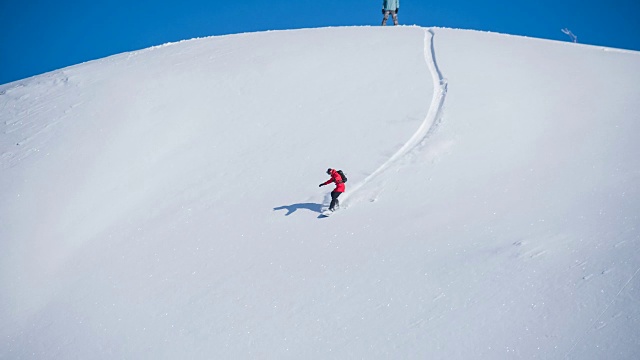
381;0;399;26
319;168;345;212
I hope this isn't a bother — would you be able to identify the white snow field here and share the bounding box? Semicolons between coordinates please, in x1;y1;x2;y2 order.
1;26;640;359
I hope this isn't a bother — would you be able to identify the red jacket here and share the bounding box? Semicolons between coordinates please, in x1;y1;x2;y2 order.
322;169;345;193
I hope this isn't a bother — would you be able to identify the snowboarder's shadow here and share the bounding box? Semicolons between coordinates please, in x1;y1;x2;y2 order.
273;203;323;216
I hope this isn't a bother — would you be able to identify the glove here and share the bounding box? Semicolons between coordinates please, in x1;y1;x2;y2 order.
381;9;385;14
396;8;399;14
319;183;324;187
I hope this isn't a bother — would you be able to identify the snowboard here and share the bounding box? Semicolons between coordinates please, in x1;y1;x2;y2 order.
320;209;335;217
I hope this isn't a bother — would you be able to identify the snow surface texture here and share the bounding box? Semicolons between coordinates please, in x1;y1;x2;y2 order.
1;26;640;359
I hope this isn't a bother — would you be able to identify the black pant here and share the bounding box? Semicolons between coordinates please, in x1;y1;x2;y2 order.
330;191;342;211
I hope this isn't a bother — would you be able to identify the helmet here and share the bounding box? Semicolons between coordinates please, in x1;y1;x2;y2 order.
326;168;332;174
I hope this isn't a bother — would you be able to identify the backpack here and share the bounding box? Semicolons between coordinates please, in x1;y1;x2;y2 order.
337;170;347;183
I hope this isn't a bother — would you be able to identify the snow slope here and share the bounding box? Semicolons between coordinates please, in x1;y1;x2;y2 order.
1;26;639;359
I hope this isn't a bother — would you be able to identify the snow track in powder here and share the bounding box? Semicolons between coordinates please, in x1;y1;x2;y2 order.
342;28;448;207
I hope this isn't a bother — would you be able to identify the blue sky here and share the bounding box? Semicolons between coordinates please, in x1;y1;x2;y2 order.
1;0;638;85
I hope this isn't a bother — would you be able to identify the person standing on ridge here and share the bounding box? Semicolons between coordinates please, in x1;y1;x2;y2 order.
319;168;345;212
381;0;399;26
